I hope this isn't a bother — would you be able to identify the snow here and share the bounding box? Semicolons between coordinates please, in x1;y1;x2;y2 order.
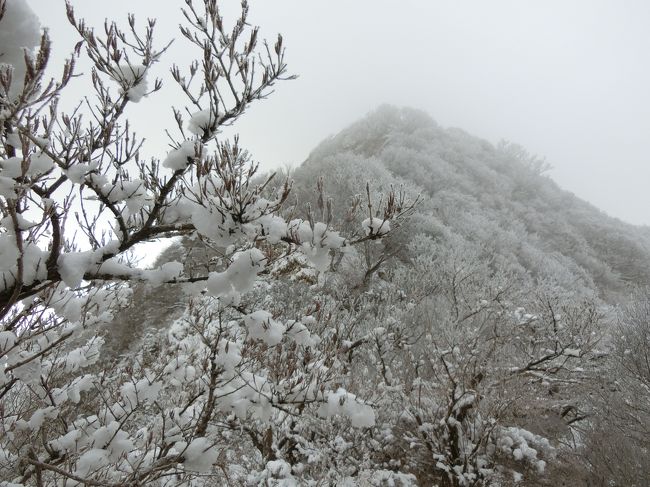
1;213;35;231
75;448;110;477
142;261;184;285
0;153;53;177
163;355;197;386
288;219;345;249
101;178;153;214
206;248;267;303
162;140;199;170
0;331;17;352
0;157;23;177
18;407;53;430
57;251;97;288
496;426;553;469
286;219;346;272
0;5;605;485
285;320;320;347
49;429;83;453
29;152;54;174
319;388;376;427
191;205;242;247
188;109;215;136
288;219;313;243
259;214;289;244
0;235;20;271
0;0;41;96
244;310;286;346
117;63;148;102
181;437;218;473
89;422;134;460
214;339;242;372
227;249;266;290
0;238;48;290
452;393;476;412
514;307;537;324
55;242;143;289
59;374;96;404
120;378;162;411
160;199;195;224
563;348;581;357
265;459;292;478
65;162;98;184
366;470;418;486
362;217;391;236
300;244;330;272
0;176;17;198
63;337;104;372
206;270;230;296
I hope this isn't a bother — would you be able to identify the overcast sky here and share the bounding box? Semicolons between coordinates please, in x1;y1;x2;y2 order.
28;0;650;226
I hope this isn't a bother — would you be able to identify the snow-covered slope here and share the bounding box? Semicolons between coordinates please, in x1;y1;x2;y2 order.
112;104;647;357
93;106;648;486
295;105;650;301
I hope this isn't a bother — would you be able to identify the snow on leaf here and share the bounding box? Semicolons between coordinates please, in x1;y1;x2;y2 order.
26;406;57;431
117;64;148;102
187;109;215;135
119;378;162;412
181;437;218;473
319;388;376;428
162;140;200;170
0;176;17;198
285;320;320;347
0;331;17;352
75;448;110;477
142;261;184;286
214;339;242;372
64;337;104;372
0;0;41;96
243;310;286;346
57;251;96;289
206;248;266;302
362;217;390;236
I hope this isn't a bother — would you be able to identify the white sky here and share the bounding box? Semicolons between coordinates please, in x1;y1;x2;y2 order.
27;0;650;226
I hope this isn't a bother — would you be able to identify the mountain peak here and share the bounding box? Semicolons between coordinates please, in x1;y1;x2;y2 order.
298;107;650;300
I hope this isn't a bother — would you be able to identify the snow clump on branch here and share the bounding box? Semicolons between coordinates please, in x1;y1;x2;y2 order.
0;0;41;96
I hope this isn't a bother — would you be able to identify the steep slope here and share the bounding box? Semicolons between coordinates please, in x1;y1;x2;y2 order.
295;105;650;300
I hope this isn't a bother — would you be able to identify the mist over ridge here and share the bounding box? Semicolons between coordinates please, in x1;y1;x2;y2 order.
291;105;650;302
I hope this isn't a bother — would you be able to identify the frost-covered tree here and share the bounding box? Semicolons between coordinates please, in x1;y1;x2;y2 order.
291;102;638;486
579;289;650;486
345;233;605;487
1;1;642;485
238;102;611;485
0;1;416;485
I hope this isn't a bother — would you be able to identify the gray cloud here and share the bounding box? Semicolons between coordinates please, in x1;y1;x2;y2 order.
28;0;650;224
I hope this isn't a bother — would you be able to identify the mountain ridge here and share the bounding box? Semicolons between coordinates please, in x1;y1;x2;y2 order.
294;105;650;301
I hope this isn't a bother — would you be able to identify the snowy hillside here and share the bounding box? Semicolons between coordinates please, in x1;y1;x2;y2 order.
98;106;649;486
3;0;648;483
296;105;650;301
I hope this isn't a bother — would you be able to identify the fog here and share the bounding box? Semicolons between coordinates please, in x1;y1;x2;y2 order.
28;0;650;225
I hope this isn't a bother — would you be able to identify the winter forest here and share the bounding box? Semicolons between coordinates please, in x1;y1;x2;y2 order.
1;0;649;486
